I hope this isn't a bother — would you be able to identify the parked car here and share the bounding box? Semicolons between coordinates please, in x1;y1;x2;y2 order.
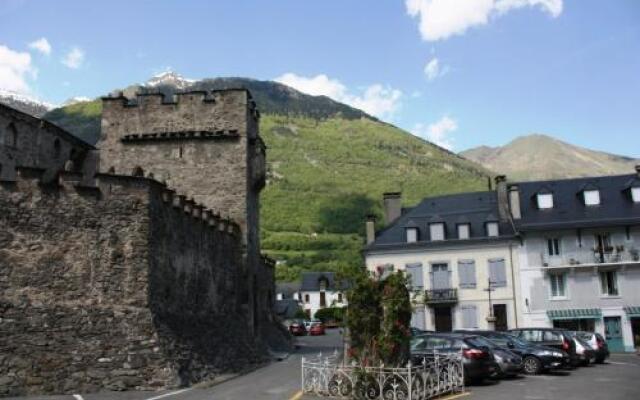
304;319;321;331
410;327;434;336
309;322;326;336
471;336;523;378
410;333;499;383
575;331;609;363
509;328;579;367
457;330;570;374
289;320;307;336
568;331;596;366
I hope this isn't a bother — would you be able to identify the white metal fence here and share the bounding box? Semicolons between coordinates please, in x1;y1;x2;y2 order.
301;352;464;400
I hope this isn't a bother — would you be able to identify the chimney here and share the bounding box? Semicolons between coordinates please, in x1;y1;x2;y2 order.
508;185;521;220
495;175;509;221
383;192;402;225
366;215;376;245
635;165;640;178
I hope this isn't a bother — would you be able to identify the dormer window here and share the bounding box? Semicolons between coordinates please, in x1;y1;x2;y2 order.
537;193;554;209
406;227;418;243
632;187;640;203
429;223;445;241
457;224;470;239
583;189;600;206
486;222;499;237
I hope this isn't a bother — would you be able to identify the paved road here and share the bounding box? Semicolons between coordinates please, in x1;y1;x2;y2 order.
466;352;640;400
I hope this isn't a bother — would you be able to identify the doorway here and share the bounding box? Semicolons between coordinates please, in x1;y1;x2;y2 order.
434;306;453;332
493;304;508;331
604;316;624;352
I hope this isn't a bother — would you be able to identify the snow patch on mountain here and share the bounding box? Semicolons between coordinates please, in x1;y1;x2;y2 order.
145;71;194;90
0;89;57;117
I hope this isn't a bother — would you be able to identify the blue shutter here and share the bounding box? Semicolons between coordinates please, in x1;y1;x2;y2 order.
458;260;476;289
461;305;478;328
412;306;426;329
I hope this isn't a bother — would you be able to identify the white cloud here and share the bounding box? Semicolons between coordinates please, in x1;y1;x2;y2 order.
62;47;84;69
424;57;449;81
28;38;51;55
275;73;402;120
411;116;458;150
0;44;36;93
405;0;563;42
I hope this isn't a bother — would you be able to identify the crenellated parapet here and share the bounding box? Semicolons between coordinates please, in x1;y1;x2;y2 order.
1;163;241;241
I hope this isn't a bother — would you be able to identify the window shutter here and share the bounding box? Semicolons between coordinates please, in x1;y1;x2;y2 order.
489;258;507;287
412;306;426;329
458;260;476;289
406;263;424;289
461;305;478;328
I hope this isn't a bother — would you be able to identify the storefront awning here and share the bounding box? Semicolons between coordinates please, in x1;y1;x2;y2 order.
547;308;602;320
624;306;640;317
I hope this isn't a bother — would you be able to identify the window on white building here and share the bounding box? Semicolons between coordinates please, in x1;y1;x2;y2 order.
458;260;476;289
537;193;554;209
304;294;310;303
461;305;478;329
486;222;499;237
584;189;600;206
406;227;418;243
337;293;343;303
632;187;640;203
547;238;560;256
457;224;470;239
600;271;619;296
406;263;424;290
488;258;507;287
550;274;566;298
429;223;445;241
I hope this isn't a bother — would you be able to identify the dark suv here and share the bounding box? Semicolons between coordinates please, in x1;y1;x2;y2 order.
410;333;499;383
457;330;570;374
508;328;578;367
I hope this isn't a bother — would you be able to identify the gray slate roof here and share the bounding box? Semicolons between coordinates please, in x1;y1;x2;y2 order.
300;272;350;292
274;299;301;318
513;173;640;231
367;191;517;251
276;282;301;298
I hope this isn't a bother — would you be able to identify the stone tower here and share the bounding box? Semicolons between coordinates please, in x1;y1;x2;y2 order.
98;89;266;330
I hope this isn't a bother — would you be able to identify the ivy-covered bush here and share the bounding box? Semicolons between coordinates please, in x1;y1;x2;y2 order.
346;272;411;367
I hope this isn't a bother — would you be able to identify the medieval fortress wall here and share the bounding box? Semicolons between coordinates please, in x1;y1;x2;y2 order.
0;89;277;396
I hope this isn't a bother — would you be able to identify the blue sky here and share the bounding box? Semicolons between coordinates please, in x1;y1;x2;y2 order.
0;0;639;156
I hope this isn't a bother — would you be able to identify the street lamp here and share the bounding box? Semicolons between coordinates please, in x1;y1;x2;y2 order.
484;278;496;329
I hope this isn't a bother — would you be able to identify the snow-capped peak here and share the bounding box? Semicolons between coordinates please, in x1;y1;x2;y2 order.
0;89;57;117
145;71;194;90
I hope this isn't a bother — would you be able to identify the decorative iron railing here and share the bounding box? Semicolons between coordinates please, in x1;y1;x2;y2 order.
424;289;458;305
301;351;464;399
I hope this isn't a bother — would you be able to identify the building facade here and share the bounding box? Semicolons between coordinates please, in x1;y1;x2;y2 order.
298;272;348;319
364;190;521;332
509;170;640;352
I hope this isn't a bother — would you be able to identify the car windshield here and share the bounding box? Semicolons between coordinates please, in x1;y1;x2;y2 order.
487;333;529;347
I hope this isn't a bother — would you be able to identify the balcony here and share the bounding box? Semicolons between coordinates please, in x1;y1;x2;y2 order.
540;248;640;269
425;288;458;305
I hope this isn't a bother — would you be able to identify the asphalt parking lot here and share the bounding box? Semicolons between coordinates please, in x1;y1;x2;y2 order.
465;353;640;400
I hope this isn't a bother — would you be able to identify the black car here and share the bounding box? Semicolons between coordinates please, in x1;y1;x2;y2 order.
410;333;499;383
469;335;523;377
508;328;579;367
457;330;570;374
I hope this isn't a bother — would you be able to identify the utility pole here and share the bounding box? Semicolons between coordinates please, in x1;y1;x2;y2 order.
484;278;496;329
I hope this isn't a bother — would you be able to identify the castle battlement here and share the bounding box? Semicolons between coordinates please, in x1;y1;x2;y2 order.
1;163;240;239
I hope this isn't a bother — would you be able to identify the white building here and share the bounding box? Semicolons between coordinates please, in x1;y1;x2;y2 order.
364;189;521;332
508;169;640;352
299;272;348;319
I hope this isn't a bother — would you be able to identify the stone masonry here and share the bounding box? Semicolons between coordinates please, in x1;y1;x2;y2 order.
0;91;284;396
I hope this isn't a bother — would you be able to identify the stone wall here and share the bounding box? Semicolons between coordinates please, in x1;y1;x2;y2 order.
0;103;96;183
97;89;268;333
0;168;266;396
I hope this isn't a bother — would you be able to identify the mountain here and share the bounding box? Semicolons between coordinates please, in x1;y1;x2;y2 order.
461;134;639;181
43;73;488;281
0;89;56;117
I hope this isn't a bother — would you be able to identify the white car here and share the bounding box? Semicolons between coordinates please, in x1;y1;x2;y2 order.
304;319;322;330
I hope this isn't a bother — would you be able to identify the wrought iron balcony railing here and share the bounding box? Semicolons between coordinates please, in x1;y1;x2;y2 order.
425;288;458;305
540;249;640;268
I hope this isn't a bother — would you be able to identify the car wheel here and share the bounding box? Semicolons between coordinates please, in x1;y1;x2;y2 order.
523;356;542;375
